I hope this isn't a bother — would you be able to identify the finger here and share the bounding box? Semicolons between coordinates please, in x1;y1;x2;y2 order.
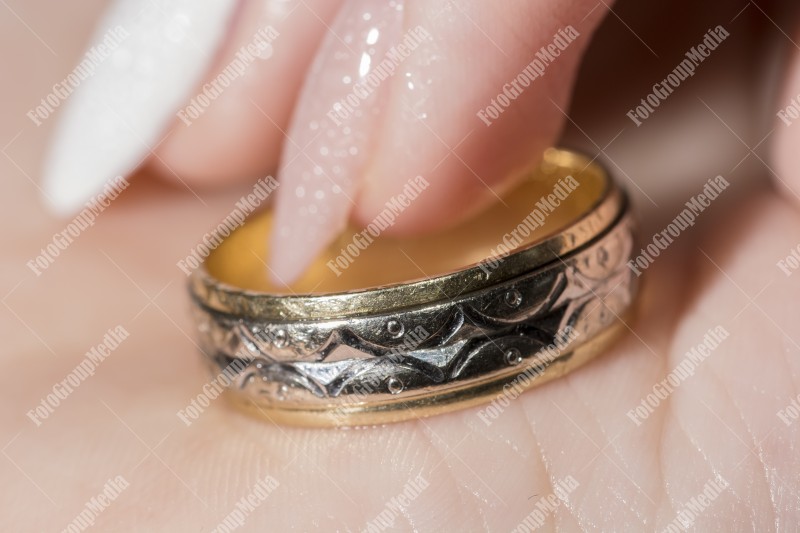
269;0;611;283
152;0;345;187
353;0;607;232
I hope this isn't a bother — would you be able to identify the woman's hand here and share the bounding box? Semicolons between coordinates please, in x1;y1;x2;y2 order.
2;0;799;530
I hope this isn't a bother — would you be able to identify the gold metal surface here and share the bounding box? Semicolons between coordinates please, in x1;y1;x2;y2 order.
188;148;637;426
192;148;621;321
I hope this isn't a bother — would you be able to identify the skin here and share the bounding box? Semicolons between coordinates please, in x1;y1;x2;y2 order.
2;0;800;531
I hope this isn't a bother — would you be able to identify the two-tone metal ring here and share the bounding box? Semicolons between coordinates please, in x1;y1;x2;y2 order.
189;148;637;426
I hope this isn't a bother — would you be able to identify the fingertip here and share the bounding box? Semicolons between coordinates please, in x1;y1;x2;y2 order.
353;0;603;235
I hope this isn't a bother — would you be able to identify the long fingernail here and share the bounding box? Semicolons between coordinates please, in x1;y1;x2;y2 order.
268;0;404;286
41;0;238;214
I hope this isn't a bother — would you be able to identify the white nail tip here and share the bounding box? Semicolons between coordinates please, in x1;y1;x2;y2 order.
41;0;238;215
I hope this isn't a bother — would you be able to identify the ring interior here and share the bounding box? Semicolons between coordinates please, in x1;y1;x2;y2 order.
205;153;606;295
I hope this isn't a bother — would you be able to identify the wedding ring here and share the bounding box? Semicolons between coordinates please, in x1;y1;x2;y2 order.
189;148;637;426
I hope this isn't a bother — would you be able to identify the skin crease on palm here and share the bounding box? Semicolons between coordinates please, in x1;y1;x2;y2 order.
2;0;800;530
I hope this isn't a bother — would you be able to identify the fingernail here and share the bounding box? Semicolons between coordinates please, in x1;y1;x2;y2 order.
41;0;238;215
268;0;404;285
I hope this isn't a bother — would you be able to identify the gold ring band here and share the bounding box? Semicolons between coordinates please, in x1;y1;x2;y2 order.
189;148;637;426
